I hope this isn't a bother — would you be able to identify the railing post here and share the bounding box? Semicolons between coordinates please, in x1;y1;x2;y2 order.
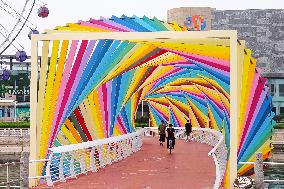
254;152;264;189
46;152;54;187
69;151;76;178
94;148;99;172
112;143;118;163
90;147;95;171
59;152;66;182
6;163;10;189
80;149;86;174
98;145;104;168
20;152;29;189
117;142;122;160
106;144;111;165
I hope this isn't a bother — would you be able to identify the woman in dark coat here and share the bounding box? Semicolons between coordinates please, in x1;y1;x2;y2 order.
158;120;166;146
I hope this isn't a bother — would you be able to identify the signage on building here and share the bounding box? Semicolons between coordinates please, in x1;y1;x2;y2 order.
184;15;206;31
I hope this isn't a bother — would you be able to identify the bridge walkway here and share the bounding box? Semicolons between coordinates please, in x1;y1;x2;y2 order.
38;137;216;189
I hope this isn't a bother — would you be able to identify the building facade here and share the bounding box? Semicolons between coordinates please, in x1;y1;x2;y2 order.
167;7;284;115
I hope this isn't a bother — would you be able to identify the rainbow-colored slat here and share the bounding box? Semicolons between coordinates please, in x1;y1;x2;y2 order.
35;16;274;179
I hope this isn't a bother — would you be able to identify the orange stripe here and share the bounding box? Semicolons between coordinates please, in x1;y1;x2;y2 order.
65;119;83;143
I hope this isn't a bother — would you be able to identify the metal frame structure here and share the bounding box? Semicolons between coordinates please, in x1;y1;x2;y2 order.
29;30;239;188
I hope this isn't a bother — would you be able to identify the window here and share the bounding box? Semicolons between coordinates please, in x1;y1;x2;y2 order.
280;107;284;115
7;108;10;117
280;84;284;97
16;95;23;102
272;107;276;113
271;84;275;96
24;95;30;102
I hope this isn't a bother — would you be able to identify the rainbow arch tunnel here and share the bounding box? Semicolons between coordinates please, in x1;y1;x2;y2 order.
30;16;275;186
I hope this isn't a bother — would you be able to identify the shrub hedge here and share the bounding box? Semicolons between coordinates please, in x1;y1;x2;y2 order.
0;122;30;128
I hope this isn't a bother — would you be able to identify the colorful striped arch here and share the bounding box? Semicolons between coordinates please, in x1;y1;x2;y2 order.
30;16;274;185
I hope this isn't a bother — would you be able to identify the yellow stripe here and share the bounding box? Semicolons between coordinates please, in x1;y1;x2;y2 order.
36;41;50;161
61;125;78;144
79;102;96;139
56;132;71;145
38;41;60;174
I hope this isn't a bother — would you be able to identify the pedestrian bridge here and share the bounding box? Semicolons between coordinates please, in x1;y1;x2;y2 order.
36;127;226;189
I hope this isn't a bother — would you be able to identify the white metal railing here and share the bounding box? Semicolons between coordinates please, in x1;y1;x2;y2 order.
144;127;227;189
0;162;22;188
40;128;144;186
0;154;49;188
239;160;284;184
0;128;29;137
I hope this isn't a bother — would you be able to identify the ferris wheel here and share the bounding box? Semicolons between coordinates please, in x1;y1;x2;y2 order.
0;0;49;60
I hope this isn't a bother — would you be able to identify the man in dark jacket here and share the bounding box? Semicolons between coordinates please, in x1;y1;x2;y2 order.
166;124;175;149
185;120;192;142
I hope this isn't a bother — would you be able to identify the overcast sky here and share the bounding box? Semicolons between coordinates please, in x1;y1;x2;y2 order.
1;0;284;55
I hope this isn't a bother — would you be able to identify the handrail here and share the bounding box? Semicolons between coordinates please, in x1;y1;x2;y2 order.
42;128;145;186
239;154;284;185
208;133;224;157
271;140;284;144
49;128;145;153
239;161;284;165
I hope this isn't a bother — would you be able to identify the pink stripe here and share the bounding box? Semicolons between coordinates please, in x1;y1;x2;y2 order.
238;70;260;151
238;70;266;153
168;49;230;72
89;19;129;32
95;17;133;32
49;40;78;147
107;81;112;136
50;40;88;147
102;84;109;137
191;60;229;76
98;85;106;138
79;21;116;32
240;86;268;153
184;91;204;99
117;115;127;134
151;104;168;120
59;40;96;127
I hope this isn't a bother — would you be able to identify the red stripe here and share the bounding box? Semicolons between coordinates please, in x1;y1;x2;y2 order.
132;49;168;69
117;116;127;134
74;108;92;141
102;84;109;137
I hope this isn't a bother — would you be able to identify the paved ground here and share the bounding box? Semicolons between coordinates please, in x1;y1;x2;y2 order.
39;137;216;189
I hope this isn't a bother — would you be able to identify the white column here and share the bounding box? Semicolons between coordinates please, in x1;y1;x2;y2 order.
59;152;65;182
13;101;17;122
70;152;76;178
141;101;144;117
90;147;95;171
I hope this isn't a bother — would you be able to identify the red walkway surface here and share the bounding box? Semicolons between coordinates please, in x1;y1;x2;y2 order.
40;137;216;189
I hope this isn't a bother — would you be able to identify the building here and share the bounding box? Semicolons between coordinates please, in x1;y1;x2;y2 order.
0;94;17;122
0;55;31;102
167;7;284;115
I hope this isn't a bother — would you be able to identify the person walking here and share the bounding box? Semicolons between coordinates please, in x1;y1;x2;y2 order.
158;120;166;146
185;119;192;142
166;124;175;149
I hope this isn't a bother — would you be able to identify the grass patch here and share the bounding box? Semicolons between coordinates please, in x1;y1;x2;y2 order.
135;123;148;128
274;124;284;129
0;122;30;128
